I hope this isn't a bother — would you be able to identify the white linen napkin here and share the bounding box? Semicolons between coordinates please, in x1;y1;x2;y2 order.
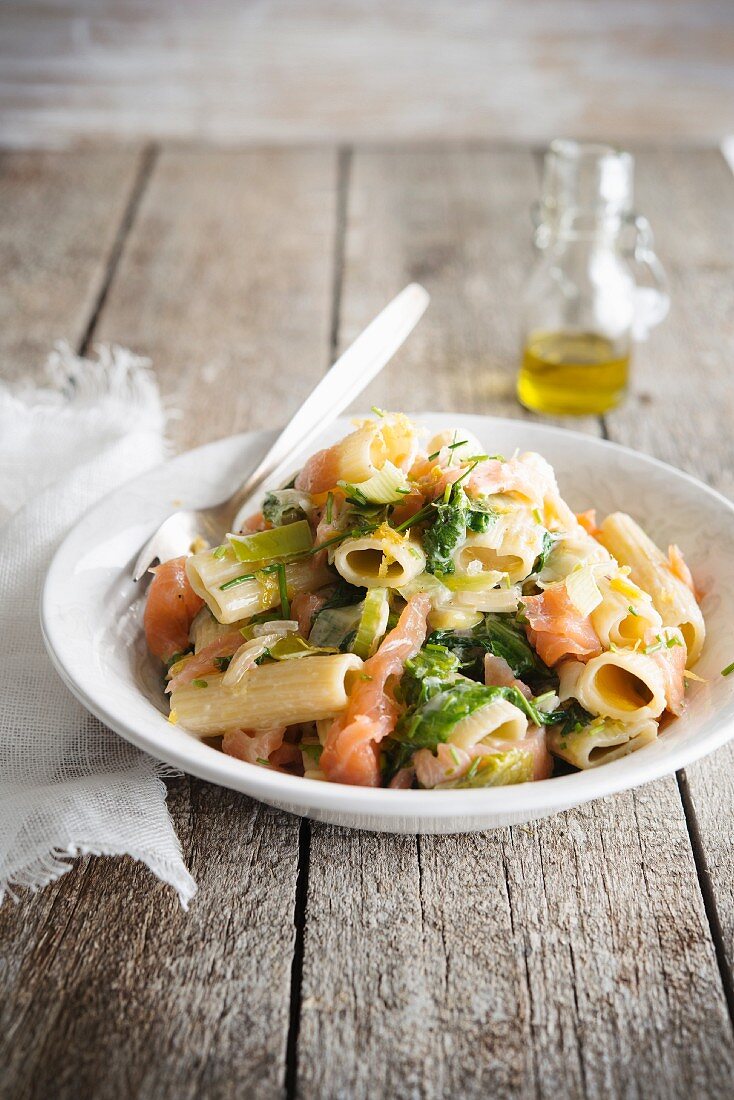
0;344;196;907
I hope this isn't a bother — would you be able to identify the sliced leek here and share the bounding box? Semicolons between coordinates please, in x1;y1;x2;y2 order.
227;519;313;564
352;588;390;658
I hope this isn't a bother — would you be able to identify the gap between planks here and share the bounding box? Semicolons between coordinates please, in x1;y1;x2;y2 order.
77;143;158;356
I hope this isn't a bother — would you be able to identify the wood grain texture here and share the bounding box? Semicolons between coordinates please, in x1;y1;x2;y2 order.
0;146;342;1100
606;147;734;985
0;148;143;374
0;784;302;1100
295;147;734;1100
2;1;734;148
93;147;340;449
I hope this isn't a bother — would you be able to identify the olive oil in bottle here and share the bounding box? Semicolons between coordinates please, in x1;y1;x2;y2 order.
517;330;630;415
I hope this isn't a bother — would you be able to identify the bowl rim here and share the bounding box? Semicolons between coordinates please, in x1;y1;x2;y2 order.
41;412;734;821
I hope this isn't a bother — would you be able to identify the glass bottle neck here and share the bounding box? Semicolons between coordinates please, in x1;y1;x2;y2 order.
536;210;625;248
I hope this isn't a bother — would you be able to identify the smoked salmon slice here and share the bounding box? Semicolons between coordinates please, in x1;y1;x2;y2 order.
649;635;687;716
143;556;204;662
321;592;431;786
223;726;286;765
523;585;602;667
166;630;245;692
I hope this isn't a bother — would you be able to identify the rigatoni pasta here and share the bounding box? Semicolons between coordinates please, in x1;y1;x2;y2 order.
142;412;706;789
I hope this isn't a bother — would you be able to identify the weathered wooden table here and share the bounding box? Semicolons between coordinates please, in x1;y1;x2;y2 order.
1;145;734;1100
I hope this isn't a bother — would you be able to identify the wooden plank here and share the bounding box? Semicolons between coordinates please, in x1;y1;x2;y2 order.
296;147;734;1099
0;148;144;374
3;2;734;148
0;148;340;1099
94;147;339;450
606;147;734;988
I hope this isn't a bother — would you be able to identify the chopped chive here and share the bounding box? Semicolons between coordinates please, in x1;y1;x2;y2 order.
371;406;385;417
465;757;481;781
451;458;481;491
212;544;228;559
192;678;208;689
449;746;461;766
256;757;271;766
427;449;441;461
447;430;459;467
627;605;640;616
722;662;734;677
392;503;434;533
220;562;281;590
666;635;683;648
325;491;334;524
277;562;290;618
532;507;542;525
644;641;663;655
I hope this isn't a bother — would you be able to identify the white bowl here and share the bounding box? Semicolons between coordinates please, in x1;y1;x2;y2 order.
41;414;734;834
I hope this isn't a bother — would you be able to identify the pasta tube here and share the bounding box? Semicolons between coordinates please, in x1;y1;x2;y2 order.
186;548;330;624
171;654;363;736
334;529;425;589
597;513;704;663
548;717;658;769
332;414;420;483
559;650;667;722
590;574;662;649
449;697;529;751
452;509;546;583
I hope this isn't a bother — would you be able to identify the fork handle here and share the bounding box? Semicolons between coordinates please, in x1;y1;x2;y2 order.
228;283;429;530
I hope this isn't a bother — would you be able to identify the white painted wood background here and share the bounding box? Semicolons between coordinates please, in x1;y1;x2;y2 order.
1;0;734;148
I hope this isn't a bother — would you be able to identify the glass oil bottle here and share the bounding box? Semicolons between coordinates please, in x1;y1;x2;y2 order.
517;140;669;416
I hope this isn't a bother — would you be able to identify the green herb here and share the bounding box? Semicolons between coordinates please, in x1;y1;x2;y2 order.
465;757;481;781
256;757;271;766
723;662;734;677
557;699;595;737
300;742;323;765
532;530;555;573
628;605;640;617
325;492;334;524
340;482;370;507
212;544;228;559
192;679;208;689
423;484;472;575
644;640;663;655
532;507;542;524
399;645;462;709
666;635;683;648
395;677;556;750
392;502;434;533
428;613;553;691
371;406;385;417
164;650;190;672
213;655;232;672
220;562;282;591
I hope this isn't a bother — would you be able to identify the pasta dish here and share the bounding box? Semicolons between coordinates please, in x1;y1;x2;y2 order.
143;413;705;789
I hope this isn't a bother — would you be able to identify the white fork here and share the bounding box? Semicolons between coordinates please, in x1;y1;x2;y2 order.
132;283;430;580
